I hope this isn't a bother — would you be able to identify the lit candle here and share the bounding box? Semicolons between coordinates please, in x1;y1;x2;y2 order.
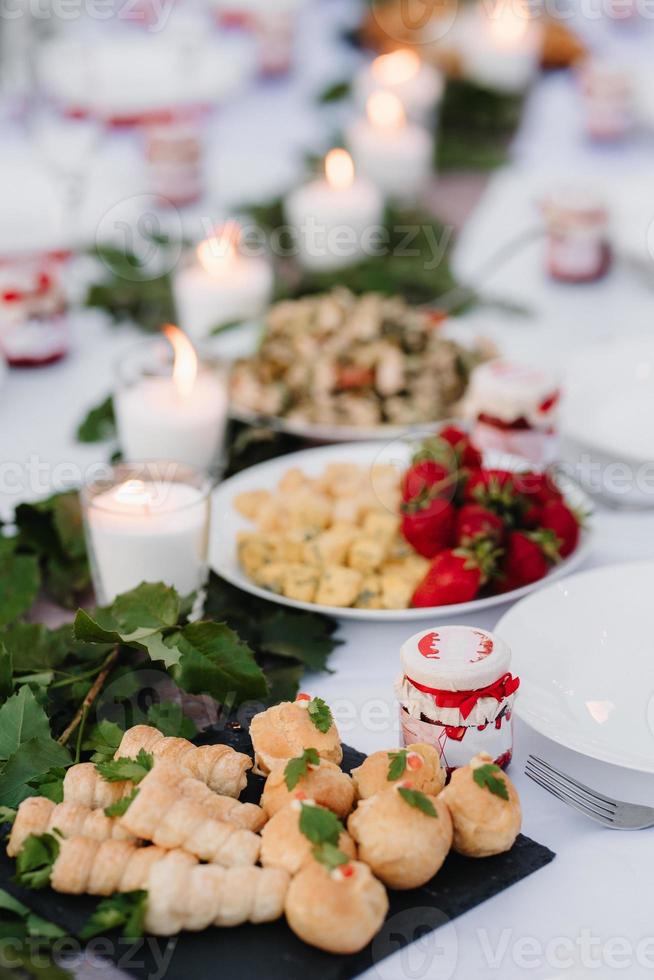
114;326;228;471
347;92;433;202
173;223;274;343
81;465;212;605
353;49;444;126
460;0;542;94
283;149;384;271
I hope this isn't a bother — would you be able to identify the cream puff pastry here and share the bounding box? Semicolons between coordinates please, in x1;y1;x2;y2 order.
115;726;252;797
7;797;135;857
249;697;342;776
440;752;521;857
347;785;452;889
261;757;354;819
350;742;445;800
260;802;356;876
285;859;388;954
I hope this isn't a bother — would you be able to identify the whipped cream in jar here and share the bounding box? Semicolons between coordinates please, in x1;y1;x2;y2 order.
395;626;520;775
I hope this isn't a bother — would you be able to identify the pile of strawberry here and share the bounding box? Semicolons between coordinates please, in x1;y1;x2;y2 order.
400;426;583;608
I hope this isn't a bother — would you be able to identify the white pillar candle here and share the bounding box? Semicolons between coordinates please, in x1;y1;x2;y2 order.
353;49;444;127
283;149;384;271
173;227;274;342
347;92;433;203
114;326;228;471
82;472;211;605
460;1;542;94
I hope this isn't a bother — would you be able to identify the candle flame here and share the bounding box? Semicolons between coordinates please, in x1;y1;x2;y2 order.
372;49;421;86
196;221;241;277
488;0;530;43
114;479;152;508
163;324;198;399
367;91;405;130
325;149;355;191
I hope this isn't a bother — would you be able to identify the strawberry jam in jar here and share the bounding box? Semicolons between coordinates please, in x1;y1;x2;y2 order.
463;360;560;467
395;626;520;775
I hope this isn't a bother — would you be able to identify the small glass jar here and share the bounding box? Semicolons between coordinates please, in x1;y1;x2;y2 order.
463;359;560;467
541;189;611;284
81;461;212;608
145;116;204;207
395;626;520;775
252;6;299;76
0;256;69;367
580;60;633;142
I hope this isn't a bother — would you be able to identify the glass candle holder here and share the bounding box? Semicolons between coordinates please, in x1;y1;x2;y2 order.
114;328;229;476
81;461;212;607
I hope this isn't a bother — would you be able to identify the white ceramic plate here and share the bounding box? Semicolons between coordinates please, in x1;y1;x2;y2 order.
497;562;654;773
210;442;594;622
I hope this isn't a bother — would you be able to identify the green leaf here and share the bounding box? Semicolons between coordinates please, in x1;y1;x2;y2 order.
73;609;121;645
15;832;60;890
79;890;147;941
96;749;153;785
472;763;510;800
111;583;181;634
317;79;351;103
83;720;124;763
307;697;333;734
171;621;267;705
3;623;74;674
311;841;350;872
28;767;66;803
0;686;53;760
0;553;40;627
147;702;196;739
209;319;247;336
387;749;408;782
397;786;437;817
284;748;319;790
0;641;12;702
104;787;139;818
76;395;116;443
0;738;71;808
0;805;16;825
298;803;343;846
140;631;183;669
258;612;340;673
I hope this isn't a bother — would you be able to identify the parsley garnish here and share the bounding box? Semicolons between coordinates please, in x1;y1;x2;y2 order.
96;749;153;785
79;890;148;941
472;763;509;800
307;697;333;734
387;749;408;781
284;748;319;790
14;832;60;889
0;805;16;826
397;787;437;818
312;841;350;872
298;802;343;846
104;788;139;818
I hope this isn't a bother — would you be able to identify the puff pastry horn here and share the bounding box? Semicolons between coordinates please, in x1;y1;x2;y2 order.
63;763;131;810
115;726;252;798
7;797;135;858
117;767;261;867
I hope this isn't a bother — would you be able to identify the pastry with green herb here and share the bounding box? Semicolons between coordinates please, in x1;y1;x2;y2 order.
260;800;356;876
350;742;445;800
440;752;521;857
249;694;342;776
261;749;355;819
347;783;452;890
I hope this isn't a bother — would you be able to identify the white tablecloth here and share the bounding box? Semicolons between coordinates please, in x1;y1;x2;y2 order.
2;4;654;978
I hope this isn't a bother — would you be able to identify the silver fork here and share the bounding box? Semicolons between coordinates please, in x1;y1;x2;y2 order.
525;755;654;830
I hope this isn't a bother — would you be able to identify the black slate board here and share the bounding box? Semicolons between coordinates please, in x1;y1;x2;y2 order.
0;726;555;979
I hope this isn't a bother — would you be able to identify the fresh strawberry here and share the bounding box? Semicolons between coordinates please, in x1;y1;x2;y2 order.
539;499;581;558
463;467;523;525
412;541;500;607
401;494;456;559
455;504;505;546
495;529;559;593
512;470;563;506
401;460;452;502
438;425;483;469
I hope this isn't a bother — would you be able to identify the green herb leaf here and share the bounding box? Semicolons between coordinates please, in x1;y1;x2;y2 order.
15;832;60;890
79;890;148;941
104;787;140;818
312;841;350;871
284;748;320;790
0;553;40;627
0;641;12;703
0;737;72;808
317;79;351;103
147;701;196;739
387;749;408;782
307;697;333;734
76;395;116;443
2;622;75;673
258;612;340;673
0;887;66;941
28;767;66;803
83;720;124;763
298;802;343;846
0;805;16;825
397;787;437;817
171;621;267;705
0;685;53;761
472;763;510;800
209;319;246;336
96;749;153;785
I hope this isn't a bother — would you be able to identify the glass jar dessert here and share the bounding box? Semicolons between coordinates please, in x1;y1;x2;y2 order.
463;359;560;467
395;625;520;775
541;188;611;284
0;256;69;368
